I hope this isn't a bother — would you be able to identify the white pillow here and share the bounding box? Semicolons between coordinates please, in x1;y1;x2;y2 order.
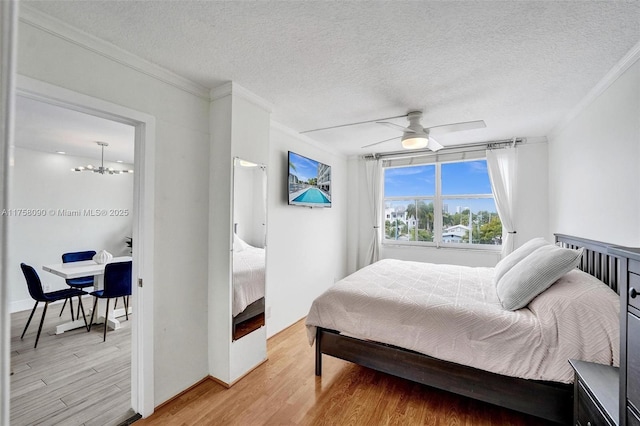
493;237;550;285
233;233;248;252
496;244;584;310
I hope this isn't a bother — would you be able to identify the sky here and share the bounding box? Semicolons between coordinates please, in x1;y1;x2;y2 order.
384;160;497;212
289;151;320;182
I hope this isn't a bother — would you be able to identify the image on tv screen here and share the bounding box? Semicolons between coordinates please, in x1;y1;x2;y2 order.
288;151;331;207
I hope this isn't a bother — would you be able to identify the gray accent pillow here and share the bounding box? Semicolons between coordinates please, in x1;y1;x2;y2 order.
493;237;550;286
496;244;584;310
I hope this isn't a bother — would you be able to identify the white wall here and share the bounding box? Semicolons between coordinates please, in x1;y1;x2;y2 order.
17;15;211;406
8;147;134;311
233;164;266;248
266;125;348;337
548;58;640;246
208;85;271;385
346;141;549;271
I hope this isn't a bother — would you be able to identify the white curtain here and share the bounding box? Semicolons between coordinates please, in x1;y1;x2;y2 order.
486;146;517;257
364;157;382;266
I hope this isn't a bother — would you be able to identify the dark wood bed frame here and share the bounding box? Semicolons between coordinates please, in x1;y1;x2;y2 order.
232;297;265;340
314;234;625;424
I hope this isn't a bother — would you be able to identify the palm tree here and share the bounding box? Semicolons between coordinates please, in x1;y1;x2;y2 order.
418;202;434;232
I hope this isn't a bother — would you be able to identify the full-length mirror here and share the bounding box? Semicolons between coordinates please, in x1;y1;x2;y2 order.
232;158;267;341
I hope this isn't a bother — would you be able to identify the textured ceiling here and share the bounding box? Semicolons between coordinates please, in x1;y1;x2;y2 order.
22;1;640;155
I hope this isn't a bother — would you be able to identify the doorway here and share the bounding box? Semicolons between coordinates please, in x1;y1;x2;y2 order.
11;75;155;419
10;95;134;424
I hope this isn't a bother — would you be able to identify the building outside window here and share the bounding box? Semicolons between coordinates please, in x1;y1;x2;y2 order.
383;158;502;249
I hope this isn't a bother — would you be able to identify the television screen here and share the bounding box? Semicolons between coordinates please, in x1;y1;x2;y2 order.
288;151;332;208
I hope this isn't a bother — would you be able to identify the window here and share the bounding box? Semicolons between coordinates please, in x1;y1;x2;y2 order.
383;159;501;248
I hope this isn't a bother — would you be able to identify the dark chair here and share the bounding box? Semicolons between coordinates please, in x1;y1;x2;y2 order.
88;261;132;341
59;251;96;318
20;263;88;348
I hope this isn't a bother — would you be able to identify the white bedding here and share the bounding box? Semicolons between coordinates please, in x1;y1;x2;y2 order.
232;246;265;317
305;259;619;383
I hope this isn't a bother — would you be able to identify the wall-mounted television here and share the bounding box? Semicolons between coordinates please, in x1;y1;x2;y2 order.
287;151;332;208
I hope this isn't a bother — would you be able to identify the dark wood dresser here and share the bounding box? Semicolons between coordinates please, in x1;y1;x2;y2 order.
570;359;619;425
608;246;640;426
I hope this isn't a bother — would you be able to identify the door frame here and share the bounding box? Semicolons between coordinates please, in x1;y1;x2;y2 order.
1;2;18;424
14;75;156;417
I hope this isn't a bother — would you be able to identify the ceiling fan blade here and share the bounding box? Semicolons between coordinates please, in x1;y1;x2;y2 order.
300;114;408;134
427;137;444;152
361;136;400;149
376;121;415;133
427;120;486;135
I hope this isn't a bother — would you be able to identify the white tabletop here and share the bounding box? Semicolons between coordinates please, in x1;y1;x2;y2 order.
42;256;132;279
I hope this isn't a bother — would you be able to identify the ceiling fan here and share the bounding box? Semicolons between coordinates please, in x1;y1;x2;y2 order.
302;111;486;152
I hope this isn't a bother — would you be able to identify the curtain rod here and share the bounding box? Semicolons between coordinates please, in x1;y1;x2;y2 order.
363;137;524;161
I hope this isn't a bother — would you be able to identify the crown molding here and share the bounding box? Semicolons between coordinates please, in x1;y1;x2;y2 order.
550;40;640;139
19;4;211;100
210;82;273;113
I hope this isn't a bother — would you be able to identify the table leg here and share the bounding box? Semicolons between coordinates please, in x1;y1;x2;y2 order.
92;302;132;330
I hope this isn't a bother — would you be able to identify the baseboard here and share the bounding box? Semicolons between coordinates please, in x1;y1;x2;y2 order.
10;294;92;314
267;316;306;341
118;413;142;425
153;377;213;411
228;358;268;387
208;375;231;389
10;299;36;314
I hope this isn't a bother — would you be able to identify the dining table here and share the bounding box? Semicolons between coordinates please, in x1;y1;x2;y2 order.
42;256;132;335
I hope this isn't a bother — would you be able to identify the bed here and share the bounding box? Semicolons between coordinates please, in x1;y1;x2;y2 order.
232;235;266;338
306;234;625;424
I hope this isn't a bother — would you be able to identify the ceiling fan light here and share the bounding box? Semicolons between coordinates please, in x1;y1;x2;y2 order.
401;135;429;149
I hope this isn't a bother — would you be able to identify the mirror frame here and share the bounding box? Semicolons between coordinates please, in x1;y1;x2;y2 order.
231;157;267;341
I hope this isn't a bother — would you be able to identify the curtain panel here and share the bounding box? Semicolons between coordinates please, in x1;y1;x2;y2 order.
486;146;518;257
364;157;382;266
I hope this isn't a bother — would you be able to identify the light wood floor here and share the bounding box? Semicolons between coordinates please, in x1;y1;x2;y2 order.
136;319;553;426
10;296;135;426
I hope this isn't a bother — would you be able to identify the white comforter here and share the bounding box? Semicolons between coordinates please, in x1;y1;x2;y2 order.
306;259;619;383
232;246;266;317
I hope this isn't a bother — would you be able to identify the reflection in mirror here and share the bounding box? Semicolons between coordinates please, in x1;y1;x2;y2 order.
232;158;267;341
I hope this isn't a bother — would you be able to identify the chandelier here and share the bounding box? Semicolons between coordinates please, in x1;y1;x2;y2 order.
72;141;133;175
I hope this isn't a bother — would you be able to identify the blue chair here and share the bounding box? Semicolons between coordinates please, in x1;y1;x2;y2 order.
20;263;88;348
60;251;96;318
88;261;132;341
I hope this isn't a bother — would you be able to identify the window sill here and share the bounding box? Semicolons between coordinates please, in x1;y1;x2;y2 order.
382;242;502;253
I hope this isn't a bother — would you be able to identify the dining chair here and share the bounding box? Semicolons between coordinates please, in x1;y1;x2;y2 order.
88;260;132;342
60;250;96;318
20;263;88;348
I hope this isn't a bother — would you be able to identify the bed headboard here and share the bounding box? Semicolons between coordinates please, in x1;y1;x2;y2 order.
554;233;620;294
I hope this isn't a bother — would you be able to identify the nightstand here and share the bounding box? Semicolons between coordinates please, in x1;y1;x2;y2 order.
609;246;640;426
570;359;619;426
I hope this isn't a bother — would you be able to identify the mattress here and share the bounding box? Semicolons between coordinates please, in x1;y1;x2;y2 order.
232;245;266;317
306;258;619;383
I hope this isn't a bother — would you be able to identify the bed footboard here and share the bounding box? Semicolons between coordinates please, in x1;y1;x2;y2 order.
314;327;572;424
